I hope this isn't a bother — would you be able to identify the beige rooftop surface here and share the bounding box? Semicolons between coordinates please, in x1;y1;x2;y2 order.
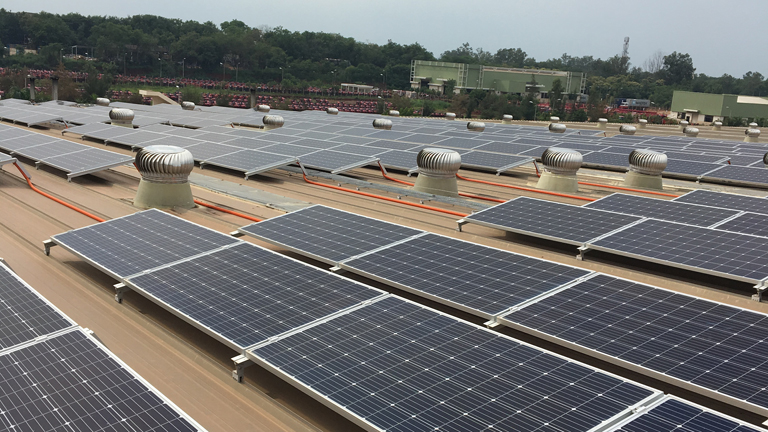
1;119;767;429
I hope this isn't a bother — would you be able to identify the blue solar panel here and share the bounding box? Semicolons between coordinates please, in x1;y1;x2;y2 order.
249;296;660;432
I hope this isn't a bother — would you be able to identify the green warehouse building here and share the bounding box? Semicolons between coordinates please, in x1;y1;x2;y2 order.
671;90;768;124
410;60;586;98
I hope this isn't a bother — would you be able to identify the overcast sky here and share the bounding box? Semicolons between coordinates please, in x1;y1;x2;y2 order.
5;0;767;77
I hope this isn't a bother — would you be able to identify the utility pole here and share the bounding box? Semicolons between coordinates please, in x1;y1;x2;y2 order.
182;58;186;79
123;52;127;76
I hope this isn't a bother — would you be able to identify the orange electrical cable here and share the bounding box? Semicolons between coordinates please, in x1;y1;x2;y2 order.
13;162;106;222
455;172;597;202
301;167;469;218
377;162;506;203
193;199;262;222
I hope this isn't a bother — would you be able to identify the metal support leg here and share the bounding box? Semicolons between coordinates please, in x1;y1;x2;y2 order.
43;239;56;256
232;354;253;382
113;283;131;304
456;219;468;232
576;246;589;261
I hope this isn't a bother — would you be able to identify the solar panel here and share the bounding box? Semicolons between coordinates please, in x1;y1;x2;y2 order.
500;273;768;417
0;133;57;151
710;212;768;237
582;151;630;169
609;397;763;432
201;149;296;177
473;141;544;155
327;135;378;145
290;137;341;149
51;209;240;279
673;190;768;214
662;151;728;163
0;261;75;351
238;205;423;264
371;150;419;171
398;133;448;145
298;150;378;174
459;151;533;173
142;135;204;148
324;143;387;157
37;147;134;180
105;130;166;148
125;242;383;350
248;296;660;432
462;197;643;245
183;142;241;161
0;328;203;431
586;219;768;283
701;165;768;187
60;123;114;136
259;143;317;157
219;136;275;150
341;233;593;318
366;139;424;151
663;159;723;178
584;193;741;227
10;140;86;160
436;136;490;150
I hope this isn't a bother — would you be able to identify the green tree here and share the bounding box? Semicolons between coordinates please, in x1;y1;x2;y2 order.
549;79;564;116
662;52;695;85
444;79;456;95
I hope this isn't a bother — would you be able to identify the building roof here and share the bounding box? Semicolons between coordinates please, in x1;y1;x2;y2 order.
1;111;767;430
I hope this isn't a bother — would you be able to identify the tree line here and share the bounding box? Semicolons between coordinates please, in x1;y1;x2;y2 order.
0;9;766;110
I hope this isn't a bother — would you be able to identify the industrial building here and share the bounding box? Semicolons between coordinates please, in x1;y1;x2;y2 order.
410;59;586;97
671;90;768;123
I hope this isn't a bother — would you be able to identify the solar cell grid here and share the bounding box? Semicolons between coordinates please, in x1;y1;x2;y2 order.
459;151;533;173
464;197;643;245
202;149;296;176
608;398;762;432
298;150;378;173
663;159;723;177
375;150;418;171
184;142;242;161
435;136;490;149
712;212;768;237
584;193;741;227
125;242;383;349
0;262;74;351
582;151;630;168
0;329;202;431
702;165;768;187
249;296;659;432
10;140;84;160
587;218;768;283
0;133;57;151
501;273;768;415
674;190;768;214
38;147;134;179
51;208;239;279
239;205;423;264
260;143;318;157
473;141;542;155
341;233;592;317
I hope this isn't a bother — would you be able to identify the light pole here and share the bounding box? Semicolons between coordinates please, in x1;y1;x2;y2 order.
182;58;185;79
221;62;225;82
158;57;162;79
123;52;127;76
235;63;238;82
59;49;63;64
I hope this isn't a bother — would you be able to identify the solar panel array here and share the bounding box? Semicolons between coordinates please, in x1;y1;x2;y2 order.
673;190;768;214
500;273;768;418
238;205;423;264
51;209;240;279
606;397;763;432
0;261;75;352
587;219;768;283
0;261;205;431
584;193;742;227
248;295;662;432
0;125;132;180
239;205;594;319
462;196;644;245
